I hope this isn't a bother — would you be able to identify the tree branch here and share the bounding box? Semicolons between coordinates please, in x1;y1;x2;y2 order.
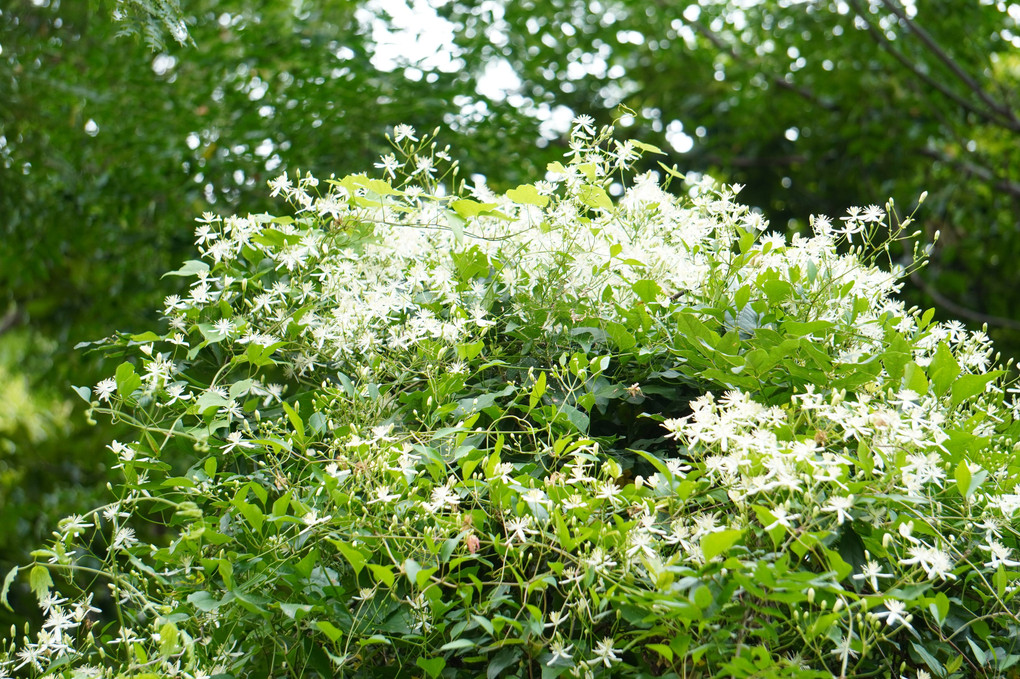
878;0;1020;131
846;0;1010;130
917;147;1020;199
910;271;1020;331
687;19;838;112
0;308;24;337
700;154;809;168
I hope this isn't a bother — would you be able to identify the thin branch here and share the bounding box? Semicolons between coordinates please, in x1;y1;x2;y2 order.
0;308;23;336
917;147;1020;199
846;0;1009;130
909;272;1020;331
687;19;838;112
878;0;1020;131
700;154;809;168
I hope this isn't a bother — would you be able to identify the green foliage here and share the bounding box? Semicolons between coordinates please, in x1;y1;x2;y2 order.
8;4;1020;606
0;0;550;589
3;125;1019;678
0;332;109;628
438;0;1020;354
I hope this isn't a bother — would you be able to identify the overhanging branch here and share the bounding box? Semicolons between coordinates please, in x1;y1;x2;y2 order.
910;271;1020;331
878;0;1020;132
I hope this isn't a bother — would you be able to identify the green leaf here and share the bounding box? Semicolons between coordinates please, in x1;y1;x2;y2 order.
272;491;291;518
576;184;613;210
245;342;278;367
692;584;713;609
783;320;833;337
334;541;367;575
557;403;589;433
282;401;306;440
734;284;751;310
457;339;485;361
162;260;209;278
506;184;549;207
451;198;498;218
487;648;522;679
280;603;314;621
352;175;399;196
631;140;664;155
929;591;950;626
1;566;17;611
115;361;142;397
951;371;1002;408
911;641;943;675
192;391;233;416
440;639;476;651
529;371;547;409
233;500;264;533
701;529;743;562
632;279;662;304
368;564;395;588
822;548;852;582
929;342;961;395
901;361;929;396
604;321;636;350
28;565;52;600
955;460;972;499
187;590;224;612
967;638;988;666
417;657;446;679
159;621;179;656
317;620;343;642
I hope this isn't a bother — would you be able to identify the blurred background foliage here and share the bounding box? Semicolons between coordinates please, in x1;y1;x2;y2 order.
2;0;1019;624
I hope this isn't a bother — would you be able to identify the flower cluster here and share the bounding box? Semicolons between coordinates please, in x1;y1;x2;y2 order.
3;121;1018;679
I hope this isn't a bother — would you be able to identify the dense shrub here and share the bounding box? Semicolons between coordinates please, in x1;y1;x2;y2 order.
2;122;1019;678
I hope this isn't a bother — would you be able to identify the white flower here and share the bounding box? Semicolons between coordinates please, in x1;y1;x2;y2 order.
822;495;855;525
594;480;623;506
900;544;957;581
38;592;68;615
763;506;800;532
546;637;574;666
14;643;45;671
111;526;138;551
560;493;587;511
504;516;536;545
861;204;885;223
213;318;234;338
392;124;418;142
221;431;254;454
522;488;550;510
592;637;622;667
374;153;399;178
368;485;399;504
585;547;618;573
874;599;912;629
57;514;92;541
268;174;293;197
981;540;1020;569
626;529;658;560
302;510;331;527
852;559;893;592
94;377;117;402
108;440;136;463
829;633;859;663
